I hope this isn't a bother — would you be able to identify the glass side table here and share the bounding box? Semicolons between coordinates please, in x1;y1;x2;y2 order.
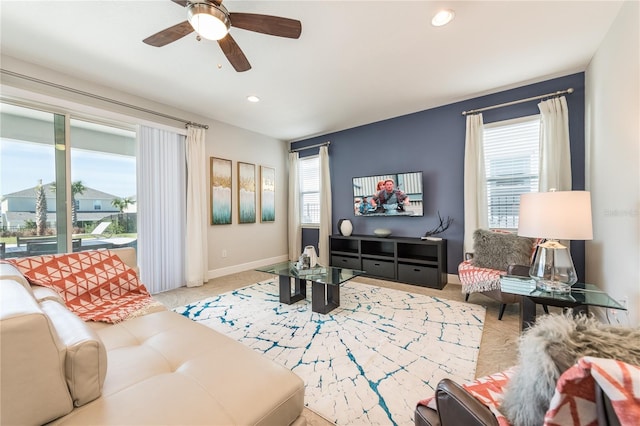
500;276;627;330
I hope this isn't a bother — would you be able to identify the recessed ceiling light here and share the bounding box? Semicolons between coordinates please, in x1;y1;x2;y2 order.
247;95;260;103
431;9;455;27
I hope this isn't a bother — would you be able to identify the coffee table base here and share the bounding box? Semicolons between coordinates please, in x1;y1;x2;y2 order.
312;281;340;314
279;276;306;304
278;276;341;314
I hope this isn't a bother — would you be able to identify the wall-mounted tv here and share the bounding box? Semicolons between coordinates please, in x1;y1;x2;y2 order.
353;171;423;217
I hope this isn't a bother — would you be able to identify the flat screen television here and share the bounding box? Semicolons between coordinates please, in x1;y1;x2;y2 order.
352;171;423;217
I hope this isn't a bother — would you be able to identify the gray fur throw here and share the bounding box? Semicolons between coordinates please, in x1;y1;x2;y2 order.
472;229;534;271
500;312;640;426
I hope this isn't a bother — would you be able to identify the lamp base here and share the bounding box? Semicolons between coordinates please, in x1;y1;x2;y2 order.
529;240;578;294
536;279;572;293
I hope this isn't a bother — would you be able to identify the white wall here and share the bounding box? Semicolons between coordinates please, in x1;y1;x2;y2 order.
205;121;289;278
585;0;640;325
1;55;290;279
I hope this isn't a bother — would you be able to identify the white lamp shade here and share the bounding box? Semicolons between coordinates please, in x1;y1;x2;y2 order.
518;191;593;240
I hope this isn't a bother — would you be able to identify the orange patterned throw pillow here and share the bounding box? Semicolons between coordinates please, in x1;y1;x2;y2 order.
8;250;154;323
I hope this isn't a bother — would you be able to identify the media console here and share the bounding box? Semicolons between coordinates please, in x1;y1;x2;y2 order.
329;235;448;289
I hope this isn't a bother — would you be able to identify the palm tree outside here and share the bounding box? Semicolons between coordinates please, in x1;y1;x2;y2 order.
35;179;47;236
50;180;87;228
111;197;136;233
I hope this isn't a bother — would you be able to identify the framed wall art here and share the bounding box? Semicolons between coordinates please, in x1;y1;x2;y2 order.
260;166;276;222
238;162;256;223
210;157;232;225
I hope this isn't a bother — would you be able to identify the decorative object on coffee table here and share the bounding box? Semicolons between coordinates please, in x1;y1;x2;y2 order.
373;228;392;238
302;245;318;267
337;219;353;236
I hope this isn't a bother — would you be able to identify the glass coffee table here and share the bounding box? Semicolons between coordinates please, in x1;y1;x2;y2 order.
256;261;365;314
500;276;627;330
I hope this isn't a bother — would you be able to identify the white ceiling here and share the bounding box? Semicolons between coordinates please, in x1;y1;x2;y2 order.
0;1;624;141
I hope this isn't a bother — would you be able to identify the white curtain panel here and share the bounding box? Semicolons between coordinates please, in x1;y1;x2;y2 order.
288;152;302;261
463;113;488;253
318;146;332;266
185;126;209;287
538;96;572;191
137;126;186;294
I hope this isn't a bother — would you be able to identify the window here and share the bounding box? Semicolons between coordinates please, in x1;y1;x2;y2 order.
0;102;137;258
484;115;540;230
299;156;320;225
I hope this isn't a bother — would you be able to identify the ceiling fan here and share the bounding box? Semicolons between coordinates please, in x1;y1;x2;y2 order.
143;0;302;72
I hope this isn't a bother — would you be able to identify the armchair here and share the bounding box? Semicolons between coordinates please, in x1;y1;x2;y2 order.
415;312;640;426
415;368;625;426
458;229;541;320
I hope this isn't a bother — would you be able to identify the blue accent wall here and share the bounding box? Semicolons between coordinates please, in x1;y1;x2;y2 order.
292;73;586;279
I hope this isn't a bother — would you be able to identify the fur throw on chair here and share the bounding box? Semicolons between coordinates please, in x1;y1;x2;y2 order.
500;312;640;426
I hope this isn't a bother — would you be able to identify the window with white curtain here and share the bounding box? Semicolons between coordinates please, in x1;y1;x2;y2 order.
483;115;540;230
299;155;320;225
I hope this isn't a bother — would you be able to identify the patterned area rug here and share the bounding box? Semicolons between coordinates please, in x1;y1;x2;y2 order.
174;280;486;426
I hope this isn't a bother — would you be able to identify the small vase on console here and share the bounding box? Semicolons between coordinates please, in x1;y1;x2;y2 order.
337;219;353;236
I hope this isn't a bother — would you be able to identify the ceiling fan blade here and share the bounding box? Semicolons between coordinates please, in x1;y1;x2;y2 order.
229;13;302;39
218;34;251;72
143;21;194;47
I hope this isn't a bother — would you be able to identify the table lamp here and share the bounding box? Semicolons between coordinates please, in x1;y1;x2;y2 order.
518;190;593;293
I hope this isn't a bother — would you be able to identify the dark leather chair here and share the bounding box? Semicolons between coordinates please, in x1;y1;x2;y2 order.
414;377;620;426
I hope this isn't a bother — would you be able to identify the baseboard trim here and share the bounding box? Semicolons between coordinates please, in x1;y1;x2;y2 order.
207;255;289;280
448;273;461;285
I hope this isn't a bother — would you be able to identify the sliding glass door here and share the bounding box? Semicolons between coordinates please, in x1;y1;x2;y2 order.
0;102;137;259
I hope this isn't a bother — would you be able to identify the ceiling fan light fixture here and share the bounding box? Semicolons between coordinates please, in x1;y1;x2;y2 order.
188;2;230;41
431;9;455;27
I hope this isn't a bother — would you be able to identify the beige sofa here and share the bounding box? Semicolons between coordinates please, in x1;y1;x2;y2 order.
1;248;305;426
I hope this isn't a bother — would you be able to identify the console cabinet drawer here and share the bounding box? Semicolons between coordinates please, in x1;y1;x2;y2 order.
331;255;361;270
398;263;438;287
362;259;395;280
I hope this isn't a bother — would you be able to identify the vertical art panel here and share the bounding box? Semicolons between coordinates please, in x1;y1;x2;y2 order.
261;166;276;222
238;162;256;223
210;157;232;225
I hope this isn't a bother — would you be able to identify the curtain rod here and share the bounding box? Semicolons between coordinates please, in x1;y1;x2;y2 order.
290;141;331;152
0;68;209;129
461;88;574;116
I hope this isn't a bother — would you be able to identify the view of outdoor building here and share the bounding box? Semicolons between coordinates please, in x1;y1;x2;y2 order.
0;102;137;259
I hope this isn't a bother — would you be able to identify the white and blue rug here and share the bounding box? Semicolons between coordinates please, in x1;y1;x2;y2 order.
174;280;485;426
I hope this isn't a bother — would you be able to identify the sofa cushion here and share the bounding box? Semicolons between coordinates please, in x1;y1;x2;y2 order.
0;280;73;425
51;311;305;426
40;299;108;407
0;261;34;296
472;229;534;271
33;284;66;303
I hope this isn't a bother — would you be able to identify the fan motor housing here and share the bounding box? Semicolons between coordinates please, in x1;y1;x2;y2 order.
187;1;230;40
